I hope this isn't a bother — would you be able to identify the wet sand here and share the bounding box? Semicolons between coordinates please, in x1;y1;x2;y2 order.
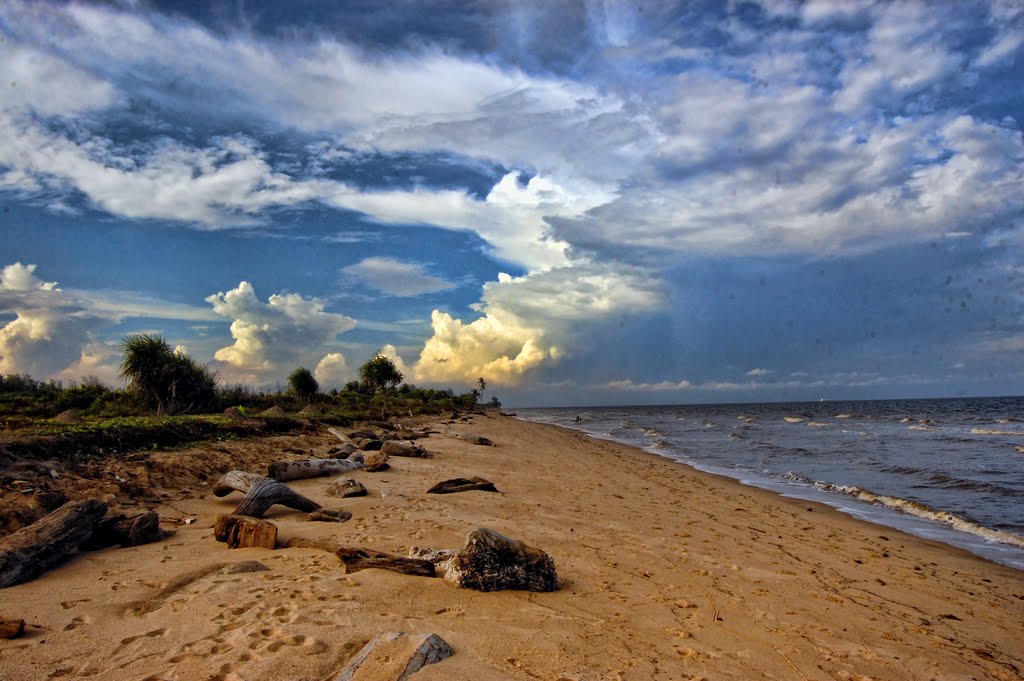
1;413;1022;680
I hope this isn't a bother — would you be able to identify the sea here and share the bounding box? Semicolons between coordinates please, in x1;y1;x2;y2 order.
516;396;1024;570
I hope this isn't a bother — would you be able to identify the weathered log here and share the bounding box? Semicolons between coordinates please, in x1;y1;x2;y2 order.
0;618;26;639
308;508;352;523
212;470;265;497
452;432;493;446
380;440;431;458
269;458;363;481
0;499;107;588
232;477;321;518
426;477;499;494
81;511;169;550
336;547;435;577
335;631;453;681
214;514;278;549
328;427;355;446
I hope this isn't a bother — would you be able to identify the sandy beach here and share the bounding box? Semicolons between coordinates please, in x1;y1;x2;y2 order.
1;413;1022;681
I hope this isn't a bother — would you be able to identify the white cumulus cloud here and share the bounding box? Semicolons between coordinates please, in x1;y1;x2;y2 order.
206;281;357;383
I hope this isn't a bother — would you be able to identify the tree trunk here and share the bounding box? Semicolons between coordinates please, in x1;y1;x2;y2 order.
213;470;266;497
232;477;321;518
0;499;107;588
214;514;277;549
81;511;169;550
268;458;363;481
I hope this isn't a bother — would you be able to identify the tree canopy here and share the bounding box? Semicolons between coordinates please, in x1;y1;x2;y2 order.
358;354;404;416
119;334;216;415
288;367;319;403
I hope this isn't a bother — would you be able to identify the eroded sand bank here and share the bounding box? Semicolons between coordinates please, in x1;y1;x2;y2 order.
1;414;1022;680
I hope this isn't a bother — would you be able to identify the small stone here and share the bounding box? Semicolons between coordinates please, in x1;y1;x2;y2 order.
0;619;26;639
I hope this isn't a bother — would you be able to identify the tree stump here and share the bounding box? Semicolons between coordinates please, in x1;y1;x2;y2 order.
214;514;278;549
0;499;107;588
362;452;389;472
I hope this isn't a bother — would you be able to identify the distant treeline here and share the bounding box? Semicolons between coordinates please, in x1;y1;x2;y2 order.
0;372;487;421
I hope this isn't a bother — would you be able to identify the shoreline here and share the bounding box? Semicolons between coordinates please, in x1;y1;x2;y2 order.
2;413;1022;680
515;407;1024;571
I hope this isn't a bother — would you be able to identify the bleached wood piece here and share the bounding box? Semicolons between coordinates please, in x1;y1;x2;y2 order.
268;458;363;481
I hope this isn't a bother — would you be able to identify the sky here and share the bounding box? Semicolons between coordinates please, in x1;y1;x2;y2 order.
0;0;1022;407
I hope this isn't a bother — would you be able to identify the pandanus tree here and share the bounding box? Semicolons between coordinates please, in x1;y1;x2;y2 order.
119;334;216;415
288;367;319;404
358;354;403;418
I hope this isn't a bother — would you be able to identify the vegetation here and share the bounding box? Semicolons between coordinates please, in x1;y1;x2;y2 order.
119;335;216;416
358;354;404;417
0;345;499;460
287;367;319;404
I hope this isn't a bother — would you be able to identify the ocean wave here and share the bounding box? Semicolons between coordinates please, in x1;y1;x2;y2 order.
908;424;935;431
835;413;852;419
806;421;830;427
642;428;664;438
784;417;803;423
650;439;671;449
971;428;1024;436
814;483;1024;549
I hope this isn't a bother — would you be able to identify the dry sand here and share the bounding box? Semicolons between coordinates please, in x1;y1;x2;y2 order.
1;414;1022;680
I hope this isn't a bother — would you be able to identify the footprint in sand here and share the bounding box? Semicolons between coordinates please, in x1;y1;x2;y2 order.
63;616;90;631
120;628;167;645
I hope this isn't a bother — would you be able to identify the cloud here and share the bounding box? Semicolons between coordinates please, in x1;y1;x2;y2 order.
605;379;694;391
0;39;115;116
314;352;351;389
412;263;663;385
206;281;357;382
745;368;771;377
0;263;103;379
342;257;455;297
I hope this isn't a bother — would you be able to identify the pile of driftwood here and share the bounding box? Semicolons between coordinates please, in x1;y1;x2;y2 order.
0;500;169;589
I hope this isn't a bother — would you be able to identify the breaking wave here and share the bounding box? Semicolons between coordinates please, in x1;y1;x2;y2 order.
814;483;1024;549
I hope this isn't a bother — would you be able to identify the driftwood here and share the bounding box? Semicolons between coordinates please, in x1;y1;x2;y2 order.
0;499;107;588
232;476;321;518
328;427;355;446
381;440;431;458
335;632;453;681
213;470;265;497
0;618;26;639
269;458;363;481
307;508;352;523
362;452;389;472
82;511;169;550
336;547;436;577
327;477;367;498
427;477;499;494
214;514;278;549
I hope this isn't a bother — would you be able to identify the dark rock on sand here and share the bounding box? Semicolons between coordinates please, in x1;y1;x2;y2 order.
445;528;558;592
427;477;498;494
327;477;367;498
